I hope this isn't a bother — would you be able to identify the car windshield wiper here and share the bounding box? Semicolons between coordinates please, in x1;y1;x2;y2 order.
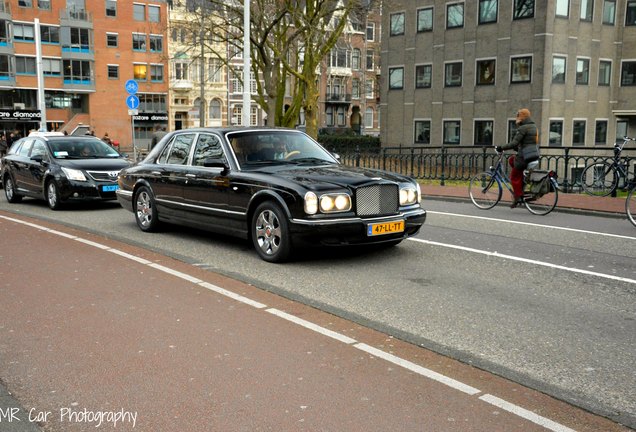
287;157;335;164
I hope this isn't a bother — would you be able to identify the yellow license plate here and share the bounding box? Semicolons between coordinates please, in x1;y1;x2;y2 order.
367;220;405;236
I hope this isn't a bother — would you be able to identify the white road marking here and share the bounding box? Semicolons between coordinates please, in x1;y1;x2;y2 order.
266;308;358;344
409;237;636;285
428;210;636;241
354;343;481;395
480;394;577;432
0;214;582;432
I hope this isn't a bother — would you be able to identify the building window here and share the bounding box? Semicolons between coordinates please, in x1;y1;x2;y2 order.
475;120;494;146
417;7;434;32
14;23;35;42
556;0;569;17
329;47;350;68
389;67;404;89
479;0;497;24
621;61;636;86
627;0;636;25
617;120;628;141
69;27;90;51
42;58;61;76
549;120;563;146
150;64;163;82
0;55;11;79
580;0;593;20
139;93;166;112
447;3;464;29
133;3;145;21
38;0;50;9
132;33;146;51
595;120;608;145
476;59;495;85
325;106;333;126
445;62;462;87
366;22;375;41
352;49;360;70
513;0;534;19
365;80;374;98
106;33;118;47
175;61;188;81
148;5;160;22
416;64;432;88
133;63;147;81
415;120;431;143
352;79;360;99
366;50;374;70
149;35;162;52
40;25;60;44
511;56;532;83
364;107;373;128
603;0;616;24
18;0;32;7
390;12;405;36
598;60;611;85
107;64;118;79
576;58;590;84
572;120;586;146
508;120;518;142
552;56;566;83
16;56;36;75
209;59;222;82
443;120;461;144
210;99;221;120
63;59;91;84
106;0;116;17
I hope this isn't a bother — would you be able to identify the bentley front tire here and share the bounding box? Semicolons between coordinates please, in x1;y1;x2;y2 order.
252;201;292;263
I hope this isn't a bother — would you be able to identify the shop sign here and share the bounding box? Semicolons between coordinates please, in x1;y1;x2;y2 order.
0;110;42;121
132;113;168;122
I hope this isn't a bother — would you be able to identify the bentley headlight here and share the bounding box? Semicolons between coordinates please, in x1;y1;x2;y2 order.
61;167;87;181
319;193;351;213
400;186;419;205
304;192;318;214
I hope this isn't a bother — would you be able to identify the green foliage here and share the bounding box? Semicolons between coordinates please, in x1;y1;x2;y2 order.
317;135;381;154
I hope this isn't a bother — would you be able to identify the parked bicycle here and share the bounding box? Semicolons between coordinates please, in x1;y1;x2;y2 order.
580;136;636;197
626;180;636;227
468;149;559;215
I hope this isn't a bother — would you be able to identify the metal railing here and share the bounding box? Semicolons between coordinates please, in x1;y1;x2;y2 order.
337;145;635;193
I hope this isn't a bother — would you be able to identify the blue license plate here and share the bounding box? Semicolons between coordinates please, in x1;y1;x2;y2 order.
102;184;119;192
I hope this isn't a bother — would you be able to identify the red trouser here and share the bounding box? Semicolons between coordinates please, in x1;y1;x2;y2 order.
508;155;524;198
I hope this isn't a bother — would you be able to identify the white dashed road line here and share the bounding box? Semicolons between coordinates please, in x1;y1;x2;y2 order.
0;214;580;432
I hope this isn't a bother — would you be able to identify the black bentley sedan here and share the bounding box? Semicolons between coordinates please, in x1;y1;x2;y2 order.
117;128;426;262
2;132;131;210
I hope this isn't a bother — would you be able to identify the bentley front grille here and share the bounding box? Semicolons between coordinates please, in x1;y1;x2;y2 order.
355;184;399;216
87;170;121;182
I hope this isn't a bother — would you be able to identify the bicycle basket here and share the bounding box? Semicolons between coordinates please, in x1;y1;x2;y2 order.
527;170;551;196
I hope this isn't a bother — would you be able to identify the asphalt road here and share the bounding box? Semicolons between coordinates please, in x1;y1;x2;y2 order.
0;196;634;430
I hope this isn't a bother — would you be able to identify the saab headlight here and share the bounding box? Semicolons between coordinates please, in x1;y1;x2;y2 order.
400;186;418;205
319;193;351;213
61;167;87;181
304;192;318;214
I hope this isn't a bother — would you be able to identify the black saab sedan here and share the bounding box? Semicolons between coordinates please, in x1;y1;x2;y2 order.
117;128;426;262
2;132;131;210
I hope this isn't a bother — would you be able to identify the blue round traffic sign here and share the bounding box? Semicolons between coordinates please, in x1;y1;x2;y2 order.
125;79;139;95
126;95;140;109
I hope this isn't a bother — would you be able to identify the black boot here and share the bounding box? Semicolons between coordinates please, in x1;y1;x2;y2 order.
510;197;521;208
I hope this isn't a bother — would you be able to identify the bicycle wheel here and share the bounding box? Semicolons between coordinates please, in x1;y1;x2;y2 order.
626;187;636;227
580;162;618;196
524;180;558;215
469;171;502;209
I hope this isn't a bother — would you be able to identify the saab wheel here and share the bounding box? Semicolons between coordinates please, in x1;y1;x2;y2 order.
252;201;292;263
134;186;161;232
3;175;22;203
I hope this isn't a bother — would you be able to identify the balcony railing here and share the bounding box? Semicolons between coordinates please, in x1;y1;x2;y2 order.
325;93;352;102
60;8;92;23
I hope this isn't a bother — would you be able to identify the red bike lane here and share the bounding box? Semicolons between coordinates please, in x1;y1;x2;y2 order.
0;212;628;432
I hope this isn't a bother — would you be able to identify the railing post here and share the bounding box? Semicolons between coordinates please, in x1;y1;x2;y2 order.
482;146;487;172
440;145;446;186
382;147;387;171
355;144;360;168
563;147;570;193
410;146;415;177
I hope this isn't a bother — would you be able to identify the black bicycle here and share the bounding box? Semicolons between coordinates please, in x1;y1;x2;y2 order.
580;136;635;197
468;149;559;215
626;180;636;227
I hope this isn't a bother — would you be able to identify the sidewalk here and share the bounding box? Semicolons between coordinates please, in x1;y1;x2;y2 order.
421;183;627;216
